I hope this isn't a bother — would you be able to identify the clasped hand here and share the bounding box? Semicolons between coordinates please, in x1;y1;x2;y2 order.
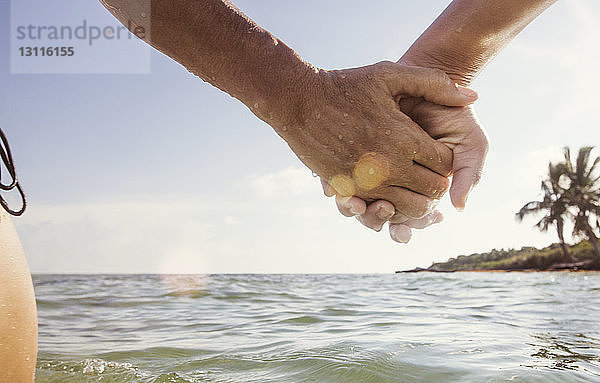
262;61;487;243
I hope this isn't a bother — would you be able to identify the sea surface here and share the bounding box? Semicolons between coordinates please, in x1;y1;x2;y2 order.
33;273;600;382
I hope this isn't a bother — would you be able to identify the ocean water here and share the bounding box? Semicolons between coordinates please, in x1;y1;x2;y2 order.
33;273;600;383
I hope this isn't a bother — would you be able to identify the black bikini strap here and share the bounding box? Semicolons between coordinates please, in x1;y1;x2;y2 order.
0;128;26;216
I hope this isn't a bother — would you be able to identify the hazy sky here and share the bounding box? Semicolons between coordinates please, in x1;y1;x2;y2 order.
1;0;599;273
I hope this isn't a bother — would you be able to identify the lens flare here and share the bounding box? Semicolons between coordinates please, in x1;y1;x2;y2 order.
353;152;390;190
329;174;356;197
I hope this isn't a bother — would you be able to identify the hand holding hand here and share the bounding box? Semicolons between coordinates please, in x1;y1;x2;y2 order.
271;61;477;218
321;100;488;242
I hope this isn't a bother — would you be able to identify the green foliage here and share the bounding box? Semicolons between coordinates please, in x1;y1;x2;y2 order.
428;147;600;272
516;146;600;259
428;240;597;271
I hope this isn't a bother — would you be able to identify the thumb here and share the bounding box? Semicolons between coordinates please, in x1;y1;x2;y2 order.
449;147;487;210
381;62;478;106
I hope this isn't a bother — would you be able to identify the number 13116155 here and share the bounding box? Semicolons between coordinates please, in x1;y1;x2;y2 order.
18;47;75;57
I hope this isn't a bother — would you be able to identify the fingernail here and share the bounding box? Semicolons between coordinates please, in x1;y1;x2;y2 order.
349;205;361;216
456;85;478;100
390;225;411;243
376;206;395;220
455;196;467;212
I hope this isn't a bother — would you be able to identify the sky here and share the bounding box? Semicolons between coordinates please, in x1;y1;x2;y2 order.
1;0;599;273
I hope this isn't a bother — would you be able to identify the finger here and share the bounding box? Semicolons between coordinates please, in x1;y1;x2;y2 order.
401;163;450;199
368;186;437;219
450;164;481;211
389;211;410;224
450;142;489;210
403;210;444;229
320;178;335;197
389;110;454;176
389;223;412;243
378;62;478;106
335;195;367;217
356;200;395;232
413;140;454;177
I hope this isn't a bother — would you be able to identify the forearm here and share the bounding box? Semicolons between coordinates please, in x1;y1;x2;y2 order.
400;0;557;85
100;0;315;125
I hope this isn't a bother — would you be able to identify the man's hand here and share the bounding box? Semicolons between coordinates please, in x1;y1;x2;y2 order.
276;61;478;219
322;101;488;242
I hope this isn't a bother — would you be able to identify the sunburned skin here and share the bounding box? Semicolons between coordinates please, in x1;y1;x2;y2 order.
99;0;479;219
0;211;38;382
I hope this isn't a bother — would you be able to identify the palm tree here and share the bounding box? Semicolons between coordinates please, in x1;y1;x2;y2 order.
516;162;574;262
561;147;600;259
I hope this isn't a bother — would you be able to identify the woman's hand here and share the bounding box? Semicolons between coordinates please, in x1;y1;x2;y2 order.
274;61;478;218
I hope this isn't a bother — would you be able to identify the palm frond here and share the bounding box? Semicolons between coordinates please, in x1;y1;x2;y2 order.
576;147;594;186
563;146;573;174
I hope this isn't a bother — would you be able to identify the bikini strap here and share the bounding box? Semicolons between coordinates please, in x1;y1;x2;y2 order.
0;128;26;216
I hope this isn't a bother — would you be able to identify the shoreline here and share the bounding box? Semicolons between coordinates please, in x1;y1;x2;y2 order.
398;240;600;274
397;268;600;273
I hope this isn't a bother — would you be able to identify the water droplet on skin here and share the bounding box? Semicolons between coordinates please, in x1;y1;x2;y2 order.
341;122;346;126
368;168;375;175
385;129;391;135
343;113;349;118
345;92;350;97
341;74;346;79
331;149;336;155
312;172;318;178
141;12;147;18
281;126;287;132
349;140;354;145
253;103;259;109
338;134;343;140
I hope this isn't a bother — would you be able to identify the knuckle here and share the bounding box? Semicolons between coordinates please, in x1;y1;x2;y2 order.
376;60;396;71
472;169;484;186
389;212;409;224
433;178;451;198
411;200;431;219
431;69;450;90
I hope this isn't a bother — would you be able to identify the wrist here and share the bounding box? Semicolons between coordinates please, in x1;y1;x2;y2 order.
399;50;478;87
247;57;320;135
